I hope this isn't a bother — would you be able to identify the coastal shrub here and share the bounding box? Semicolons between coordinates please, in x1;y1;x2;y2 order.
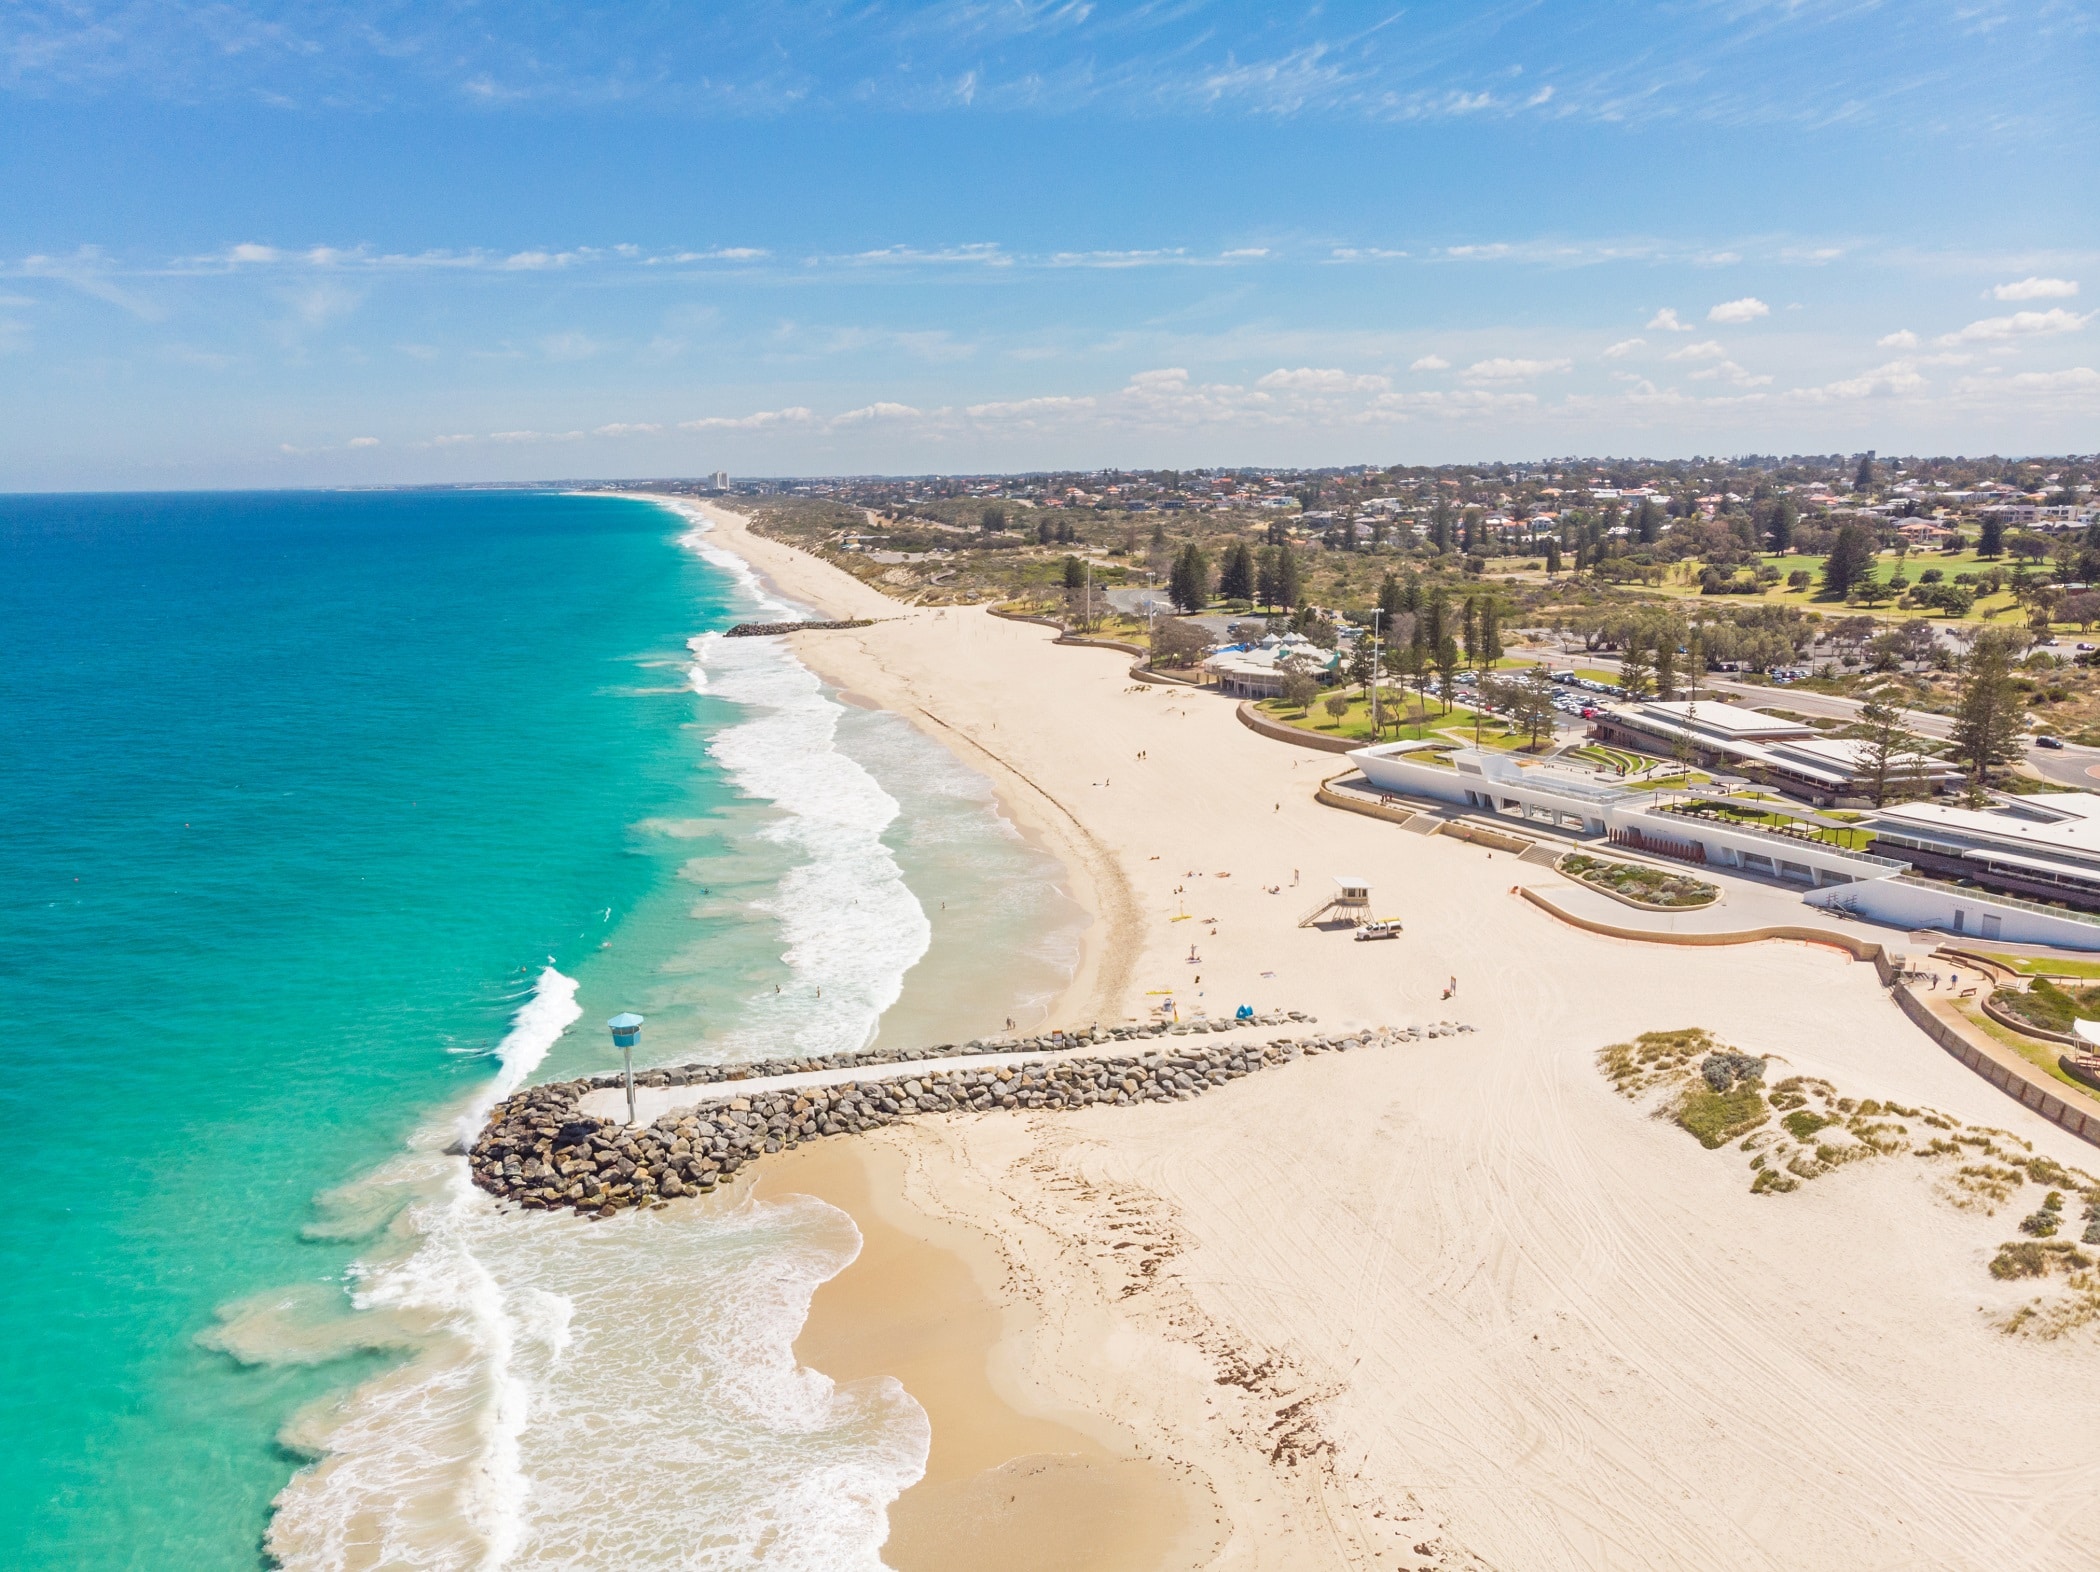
1677;1085;1770;1149
1989;1241;2095;1280
1782;1109;1833;1142
1558;853;1717;909
1597;1027;1717;1096
1701;1051;1767;1093
1993;976;2100;1035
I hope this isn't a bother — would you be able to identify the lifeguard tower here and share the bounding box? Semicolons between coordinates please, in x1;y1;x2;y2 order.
1300;875;1373;928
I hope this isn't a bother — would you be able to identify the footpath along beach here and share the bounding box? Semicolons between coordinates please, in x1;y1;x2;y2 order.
623;497;2100;1571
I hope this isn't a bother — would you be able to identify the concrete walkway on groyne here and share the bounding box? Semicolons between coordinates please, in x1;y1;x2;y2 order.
576;1013;1472;1127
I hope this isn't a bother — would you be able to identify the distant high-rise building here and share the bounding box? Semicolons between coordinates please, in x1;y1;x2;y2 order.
711;470;729;492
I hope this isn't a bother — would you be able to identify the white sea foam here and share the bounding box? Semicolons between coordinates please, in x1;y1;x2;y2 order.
265;506;948;1571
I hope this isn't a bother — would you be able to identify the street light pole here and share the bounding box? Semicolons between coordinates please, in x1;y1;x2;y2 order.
608;1013;644;1126
1370;608;1383;738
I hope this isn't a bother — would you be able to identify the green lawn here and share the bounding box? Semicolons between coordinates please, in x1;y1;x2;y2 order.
1979;953;2100;981
1634;549;2038;624
1257;694;1540;747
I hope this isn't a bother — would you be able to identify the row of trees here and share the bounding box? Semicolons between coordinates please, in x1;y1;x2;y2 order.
1166;540;1306;614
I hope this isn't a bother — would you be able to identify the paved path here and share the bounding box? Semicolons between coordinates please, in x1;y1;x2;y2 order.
574;1017;1415;1126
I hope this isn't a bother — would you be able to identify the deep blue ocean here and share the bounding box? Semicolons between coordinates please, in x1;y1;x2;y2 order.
0;490;1077;1570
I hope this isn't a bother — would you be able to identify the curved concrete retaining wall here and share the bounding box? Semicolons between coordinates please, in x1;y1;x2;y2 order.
1236;700;1362;754
1517;885;2100;1148
1441;820;1537;854
1315;775;1422;828
1891;988;2100;1145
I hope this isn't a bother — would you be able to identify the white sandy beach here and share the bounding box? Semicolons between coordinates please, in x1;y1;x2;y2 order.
664;498;2100;1571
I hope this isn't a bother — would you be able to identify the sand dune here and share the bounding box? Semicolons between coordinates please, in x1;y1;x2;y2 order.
676;500;2100;1571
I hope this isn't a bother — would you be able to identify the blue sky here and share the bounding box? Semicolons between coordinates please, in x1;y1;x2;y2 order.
3;1;2096;487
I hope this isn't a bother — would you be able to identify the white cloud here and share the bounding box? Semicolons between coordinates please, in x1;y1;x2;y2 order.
1462;357;1571;382
1993;277;2079;302
488;428;586;443
228;243;281;264
831;401;922;425
678;406;815;431
1971;366;2100;393
592;422;663;437
1689;360;1773;388
1256;367;1390;392
1707;296;1770;324
1877;329;1920;349
1666;339;1727;361
1939;307;2093;344
1789;360;1929;402
965;395;1096;419
1331;247;1410;261
1646;308;1692;332
1220;247;1270;259
1601;338;1644;359
1408;354;1450;371
347;435;379;447
1128;367;1189;387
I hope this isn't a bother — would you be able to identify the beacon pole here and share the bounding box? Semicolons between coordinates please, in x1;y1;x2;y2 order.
608;1013;644;1126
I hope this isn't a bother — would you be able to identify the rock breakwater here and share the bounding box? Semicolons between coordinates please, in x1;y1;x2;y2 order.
470;1019;1472;1219
723;618;874;638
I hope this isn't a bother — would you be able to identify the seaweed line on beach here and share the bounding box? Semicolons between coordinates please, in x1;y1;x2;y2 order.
470;1020;1472;1221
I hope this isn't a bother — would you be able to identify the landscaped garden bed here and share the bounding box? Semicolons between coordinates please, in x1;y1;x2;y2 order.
1559;852;1719;908
1990;975;2100;1037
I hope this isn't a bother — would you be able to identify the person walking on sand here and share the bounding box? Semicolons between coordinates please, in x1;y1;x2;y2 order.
1449;975;1457;995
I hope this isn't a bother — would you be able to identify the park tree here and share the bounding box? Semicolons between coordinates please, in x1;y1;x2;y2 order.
1765;497;1796;555
1821;523;1876;597
1062;555;1086;591
1854;452;1876;492
1978;513;2006;559
1346;633;1377;688
1434;635;1462;714
1167;543;1210;613
1545;538;1563;574
1855;697;1927;808
1502;666;1559;749
1653;637;1678;701
1949;631;2028;792
1635;497;1663;544
1431;498;1455;553
1618;633;1653;699
1147;617;1212;670
981;504;1009;531
1217;539;1256;603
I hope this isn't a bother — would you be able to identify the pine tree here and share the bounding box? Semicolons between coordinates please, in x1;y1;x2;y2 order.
1766;498;1796;555
1275;543;1303;612
1545;538;1562;574
1855;452;1876;492
1950;632;2027;792
1822;522;1875;597
1167;543;1210;613
1377;572;1406;628
1978;513;2006;560
1636;498;1662;545
1618;634;1652;699
1653;638;1678;702
1856;697;1925;807
1217;540;1255;603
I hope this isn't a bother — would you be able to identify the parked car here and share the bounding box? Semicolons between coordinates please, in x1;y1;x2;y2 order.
2036;735;2066;749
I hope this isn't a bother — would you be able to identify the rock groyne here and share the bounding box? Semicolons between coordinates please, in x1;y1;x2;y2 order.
470;1019;1471;1219
724;618;874;638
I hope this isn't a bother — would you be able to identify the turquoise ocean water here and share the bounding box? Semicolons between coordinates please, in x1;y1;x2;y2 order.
1;490;1080;1570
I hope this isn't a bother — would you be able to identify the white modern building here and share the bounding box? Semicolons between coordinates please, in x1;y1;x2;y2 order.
1593;698;1961;804
1346;741;2100;950
1866;794;2100;912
